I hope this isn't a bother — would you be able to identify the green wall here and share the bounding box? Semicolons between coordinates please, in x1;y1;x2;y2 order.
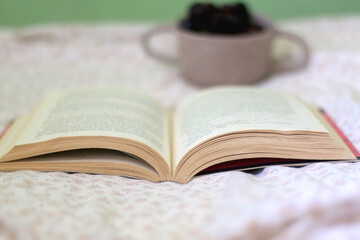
1;0;360;26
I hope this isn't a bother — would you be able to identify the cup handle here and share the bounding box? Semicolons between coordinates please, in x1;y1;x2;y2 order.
271;30;310;74
141;25;179;64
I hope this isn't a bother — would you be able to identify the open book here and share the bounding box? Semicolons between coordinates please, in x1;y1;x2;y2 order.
0;87;358;183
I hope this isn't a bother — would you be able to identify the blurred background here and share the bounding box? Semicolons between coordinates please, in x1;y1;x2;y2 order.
1;0;360;26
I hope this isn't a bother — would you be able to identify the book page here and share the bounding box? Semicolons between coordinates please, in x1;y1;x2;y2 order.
16;88;171;163
173;87;328;165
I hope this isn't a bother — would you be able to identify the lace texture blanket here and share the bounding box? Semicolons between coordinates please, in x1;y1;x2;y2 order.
0;15;360;240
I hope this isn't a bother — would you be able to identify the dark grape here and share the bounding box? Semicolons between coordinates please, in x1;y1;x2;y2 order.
232;3;250;31
209;14;243;34
188;3;216;31
180;2;260;35
220;5;233;15
189;3;216;21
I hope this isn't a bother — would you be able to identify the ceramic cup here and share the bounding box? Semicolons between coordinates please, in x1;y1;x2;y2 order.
141;15;310;86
